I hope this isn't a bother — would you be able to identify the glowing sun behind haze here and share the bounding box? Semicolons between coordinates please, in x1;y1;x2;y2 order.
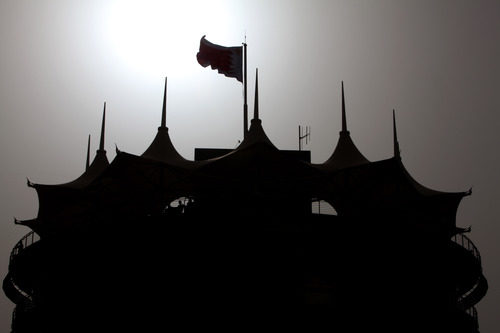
105;0;237;78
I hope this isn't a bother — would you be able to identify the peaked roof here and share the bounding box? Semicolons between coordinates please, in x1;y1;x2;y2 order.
21;104;110;231
141;77;195;168
393;109;401;159
318;82;369;171
192;70;322;193
86;135;91;171
17;76;470;238
390;110;467;198
29;103;109;190
63;102;109;188
236;69;277;151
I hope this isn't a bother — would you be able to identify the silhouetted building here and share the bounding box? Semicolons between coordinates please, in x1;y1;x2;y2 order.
4;78;487;332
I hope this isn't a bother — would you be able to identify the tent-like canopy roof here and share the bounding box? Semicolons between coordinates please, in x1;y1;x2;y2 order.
315;82;369;172
18;76;470;238
141;78;198;169
31;103;109;190
20;104;109;233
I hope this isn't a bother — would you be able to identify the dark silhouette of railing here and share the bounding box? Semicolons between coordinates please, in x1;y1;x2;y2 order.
5;231;40;304
451;233;485;331
9;231;40;266
3;274;32;302
458;274;488;320
452;233;481;263
4;227;487;332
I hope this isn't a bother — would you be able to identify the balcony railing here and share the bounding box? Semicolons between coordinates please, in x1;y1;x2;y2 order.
7;275;33;302
10;231;40;265
452;233;483;331
452;233;481;265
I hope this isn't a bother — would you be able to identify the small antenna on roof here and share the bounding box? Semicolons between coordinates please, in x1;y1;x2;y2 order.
298;125;311;151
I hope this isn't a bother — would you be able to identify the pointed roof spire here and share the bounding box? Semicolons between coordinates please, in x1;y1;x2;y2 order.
253;68;259;120
141;78;194;167
161;77;167;128
86;135;91;171
341;81;347;133
393;109;401;158
28;105;110;193
99;102;106;152
237;68;276;150
317;81;369;171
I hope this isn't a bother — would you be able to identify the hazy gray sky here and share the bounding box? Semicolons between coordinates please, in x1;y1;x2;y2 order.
1;0;499;331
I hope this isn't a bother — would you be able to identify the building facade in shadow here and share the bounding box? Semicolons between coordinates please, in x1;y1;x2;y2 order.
4;78;487;332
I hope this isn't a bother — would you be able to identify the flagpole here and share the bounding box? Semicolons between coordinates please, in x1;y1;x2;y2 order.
243;40;248;139
197;35;248;138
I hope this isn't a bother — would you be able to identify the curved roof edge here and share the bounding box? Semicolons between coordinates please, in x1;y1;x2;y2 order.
395;157;470;198
236;68;277;152
28;104;110;190
315;82;369;172
202;69;278;162
140;77;198;169
316;132;369;171
141;127;197;168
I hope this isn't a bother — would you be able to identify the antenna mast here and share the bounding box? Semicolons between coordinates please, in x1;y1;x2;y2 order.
298;125;311;151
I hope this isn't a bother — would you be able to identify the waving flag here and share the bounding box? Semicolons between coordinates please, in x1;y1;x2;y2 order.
196;35;243;82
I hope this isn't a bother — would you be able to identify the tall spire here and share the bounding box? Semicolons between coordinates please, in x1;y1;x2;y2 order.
341;81;347;133
141;78;192;166
86;135;91;171
253;68;259;120
319;80;369;171
393;109;400;158
243;42;248;139
99;102;106;152
237;67;276;150
161;77;167;128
